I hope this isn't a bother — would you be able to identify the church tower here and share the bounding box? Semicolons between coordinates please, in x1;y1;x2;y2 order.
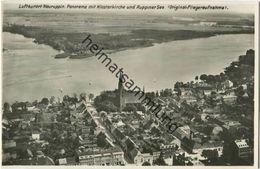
118;73;124;112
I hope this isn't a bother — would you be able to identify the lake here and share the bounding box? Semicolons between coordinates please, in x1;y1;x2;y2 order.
2;32;254;103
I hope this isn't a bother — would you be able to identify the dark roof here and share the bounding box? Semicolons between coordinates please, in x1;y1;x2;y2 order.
143;120;153;129
125;138;136;151
113;128;125;140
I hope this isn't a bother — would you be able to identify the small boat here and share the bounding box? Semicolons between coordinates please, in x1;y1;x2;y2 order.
55;53;69;59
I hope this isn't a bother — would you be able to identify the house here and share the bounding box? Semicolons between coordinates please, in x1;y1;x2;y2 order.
81;126;91;134
180;88;193;96
78;147;124;165
58;157;77;165
32;130;41;140
160;144;177;160
94;126;105;135
115;120;125;128
172;153;193;166
195;85;216;96
180;95;197;104
222;121;242;132
136;111;145;119
3;140;16;149
223;91;237;104
122;137;139;163
241;84;247;90
193;141;223;157
173;125;191;140
131;120;140;129
58;158;67;165
204;90;214;96
134;152;153;165
152;151;161;160
233;139;251;159
222;80;234;89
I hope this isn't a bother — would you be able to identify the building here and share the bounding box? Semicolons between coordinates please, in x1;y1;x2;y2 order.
174;125;191;140
233;139;251;159
222;121;242;133
2;140;17;163
3;140;16;149
180;95;197;104
134;152;153;165
94;126;105;135
222;91;237;104
160;144;177;158
193;141;223;157
172;153;193;166
122;137;139;163
78;147;124;166
58;157;77;165
222;80;234;89
118;74;144;112
32;130;41;140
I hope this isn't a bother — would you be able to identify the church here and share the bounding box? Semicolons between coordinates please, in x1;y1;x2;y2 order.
117;74;144;112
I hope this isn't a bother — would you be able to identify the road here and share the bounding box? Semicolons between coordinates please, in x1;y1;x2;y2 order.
83;102;129;165
84;102;116;146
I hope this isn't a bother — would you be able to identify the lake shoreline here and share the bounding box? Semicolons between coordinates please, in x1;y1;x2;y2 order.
2;32;254;102
3;24;254;59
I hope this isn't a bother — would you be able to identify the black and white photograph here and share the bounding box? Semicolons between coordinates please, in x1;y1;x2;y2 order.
1;0;259;168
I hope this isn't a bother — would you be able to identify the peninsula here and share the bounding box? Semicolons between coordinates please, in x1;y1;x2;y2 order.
3;24;253;59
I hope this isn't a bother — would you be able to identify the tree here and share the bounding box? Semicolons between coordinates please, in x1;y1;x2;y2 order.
156;91;159;97
71;93;79;108
200;74;208;81
142;161;151;166
73;93;78;100
63;95;70;102
3;102;11;113
97;132;108;148
174;87;181;96
235;86;245;103
195;76;199;81
79;93;86;101
174;81;183;88
207;91;217;107
32;100;38;106
123;104;137;112
160;88;173;97
88;93;94;101
41;98;49;105
207;75;215;84
50;96;55;104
